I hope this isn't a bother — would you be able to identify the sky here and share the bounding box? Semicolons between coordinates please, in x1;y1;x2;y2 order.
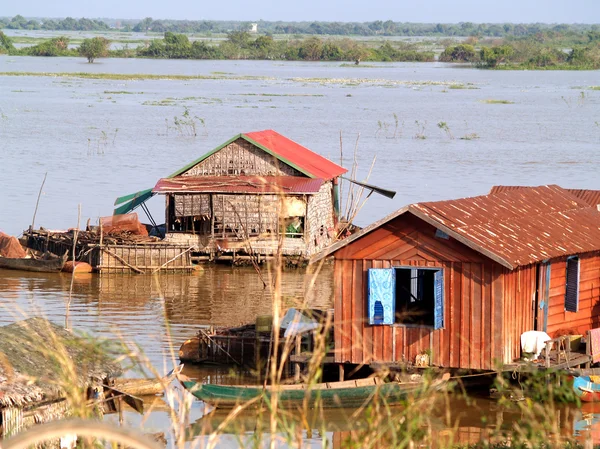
3;0;600;23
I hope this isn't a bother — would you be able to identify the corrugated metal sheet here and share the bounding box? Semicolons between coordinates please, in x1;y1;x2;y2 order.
244;130;347;181
413;185;600;268
491;185;600;207
153;176;324;194
317;185;600;269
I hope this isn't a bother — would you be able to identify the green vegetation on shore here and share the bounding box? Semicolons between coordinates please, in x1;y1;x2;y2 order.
2;25;600;69
439;31;600;69
0;31;434;63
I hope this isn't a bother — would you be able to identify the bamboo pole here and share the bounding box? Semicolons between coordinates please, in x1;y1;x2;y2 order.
30;172;47;232
101;247;145;274
151;247;193;274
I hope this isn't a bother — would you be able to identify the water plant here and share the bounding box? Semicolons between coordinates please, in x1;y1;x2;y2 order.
437;121;454;139
480;99;514;104
414;120;427;139
168;108;205;137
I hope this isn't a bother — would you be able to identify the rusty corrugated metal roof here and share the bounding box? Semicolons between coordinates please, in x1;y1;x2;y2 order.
491;185;600;207
244;130;347;181
413;185;600;268
314;185;600;269
153;176;324;195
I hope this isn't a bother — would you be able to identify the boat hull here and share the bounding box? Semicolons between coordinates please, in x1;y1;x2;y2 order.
0;252;67;273
573;376;600;402
181;377;437;409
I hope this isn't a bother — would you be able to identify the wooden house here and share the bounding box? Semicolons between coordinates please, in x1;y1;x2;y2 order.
314;185;600;371
152;130;347;259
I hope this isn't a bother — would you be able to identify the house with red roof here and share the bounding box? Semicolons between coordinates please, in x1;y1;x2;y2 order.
313;185;600;373
142;130;347;259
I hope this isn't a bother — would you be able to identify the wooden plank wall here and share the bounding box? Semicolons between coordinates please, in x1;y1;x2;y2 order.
501;265;537;364
333;215;505;370
547;252;600;336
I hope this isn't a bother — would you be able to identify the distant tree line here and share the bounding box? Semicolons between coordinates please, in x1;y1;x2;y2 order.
2;28;599;69
0;30;434;63
439;31;600;69
1;14;109;31
2;15;599;37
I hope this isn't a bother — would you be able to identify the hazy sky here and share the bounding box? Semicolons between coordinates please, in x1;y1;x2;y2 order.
3;0;599;23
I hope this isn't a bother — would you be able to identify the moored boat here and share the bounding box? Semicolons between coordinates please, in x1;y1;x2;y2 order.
573;375;600;402
0;251;68;273
179;373;450;409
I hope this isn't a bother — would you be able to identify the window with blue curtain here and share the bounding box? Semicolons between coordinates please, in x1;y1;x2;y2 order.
565;256;580;312
368;268;396;325
368;267;444;329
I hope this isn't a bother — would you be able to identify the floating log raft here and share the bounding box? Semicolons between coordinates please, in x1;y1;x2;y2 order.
24;228;195;274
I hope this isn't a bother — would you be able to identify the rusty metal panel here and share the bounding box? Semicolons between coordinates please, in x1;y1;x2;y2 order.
154;175;324;195
412;185;600;269
491;185;600;208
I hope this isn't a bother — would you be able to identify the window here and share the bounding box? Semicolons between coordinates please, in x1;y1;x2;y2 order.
565;256;580;312
368;267;444;329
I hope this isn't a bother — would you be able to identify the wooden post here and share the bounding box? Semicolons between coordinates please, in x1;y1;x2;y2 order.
338;364;345;382
545;340;551;368
294;334;301;382
586;330;592;369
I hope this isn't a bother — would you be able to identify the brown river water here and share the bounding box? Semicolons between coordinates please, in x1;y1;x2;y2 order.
1;56;600;446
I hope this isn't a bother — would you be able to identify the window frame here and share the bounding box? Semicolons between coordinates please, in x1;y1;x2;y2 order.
367;266;444;330
564;255;580;313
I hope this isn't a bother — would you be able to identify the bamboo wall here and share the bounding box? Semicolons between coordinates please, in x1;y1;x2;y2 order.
183;138;302;177
306;181;335;255
97;244;194;273
546;252;600;336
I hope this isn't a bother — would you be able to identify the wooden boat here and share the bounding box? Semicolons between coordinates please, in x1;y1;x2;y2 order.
107;365;183;396
573;375;600;402
0;251;68;273
179;373;450;409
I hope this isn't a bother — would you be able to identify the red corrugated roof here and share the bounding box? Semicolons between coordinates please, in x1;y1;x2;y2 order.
153;176;324;195
316;185;600;269
491;185;600;208
243;130;347;181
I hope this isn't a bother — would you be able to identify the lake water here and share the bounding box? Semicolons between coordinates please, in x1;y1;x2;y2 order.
1;56;600;446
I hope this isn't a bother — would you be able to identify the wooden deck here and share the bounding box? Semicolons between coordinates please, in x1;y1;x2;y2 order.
503;334;592;372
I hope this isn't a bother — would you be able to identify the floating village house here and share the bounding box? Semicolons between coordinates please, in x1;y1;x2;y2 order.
315;185;600;371
116;130;347;260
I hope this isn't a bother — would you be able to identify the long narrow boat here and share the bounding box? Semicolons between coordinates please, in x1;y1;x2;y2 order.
573;375;600;402
0;251;68;273
108;365;183;396
179;373;449;409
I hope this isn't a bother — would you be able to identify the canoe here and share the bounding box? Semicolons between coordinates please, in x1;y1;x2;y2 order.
573;375;600;402
108;365;183;396
179;373;449;409
0;251;68;273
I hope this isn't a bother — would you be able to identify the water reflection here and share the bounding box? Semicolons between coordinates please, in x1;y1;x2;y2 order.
0;265;333;367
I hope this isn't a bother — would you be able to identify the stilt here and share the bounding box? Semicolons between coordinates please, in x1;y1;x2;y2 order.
294;335;301;382
338;364;345;382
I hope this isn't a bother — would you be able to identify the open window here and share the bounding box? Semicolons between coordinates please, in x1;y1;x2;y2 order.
565;256;580;312
368;267;444;329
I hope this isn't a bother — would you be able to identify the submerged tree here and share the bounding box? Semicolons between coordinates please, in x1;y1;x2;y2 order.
79;37;110;63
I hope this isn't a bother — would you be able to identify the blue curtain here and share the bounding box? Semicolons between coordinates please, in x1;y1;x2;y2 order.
368;269;396;325
434;270;444;329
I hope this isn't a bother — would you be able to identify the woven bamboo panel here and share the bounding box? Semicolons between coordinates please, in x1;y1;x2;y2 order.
183;138;301;177
174;194;211;217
